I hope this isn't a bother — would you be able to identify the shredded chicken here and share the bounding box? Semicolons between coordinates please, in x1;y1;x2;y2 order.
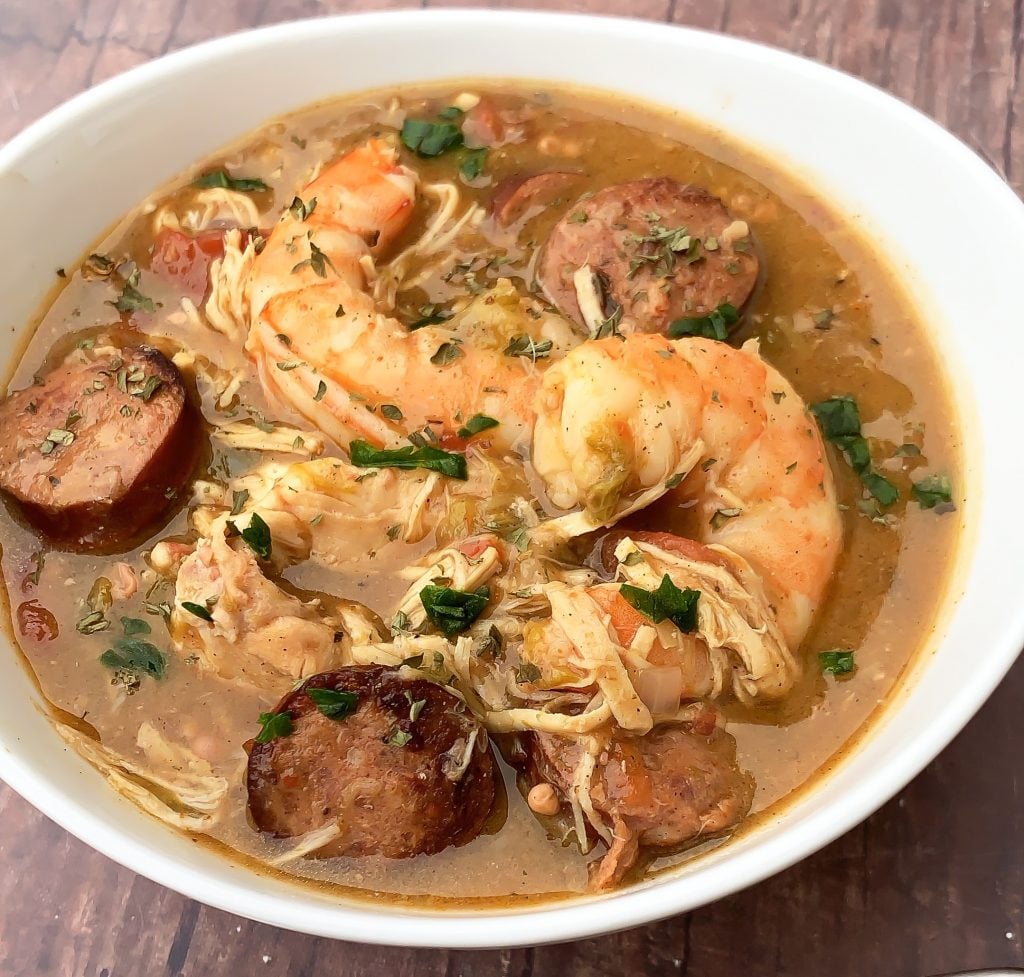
56;723;229;830
171;514;379;691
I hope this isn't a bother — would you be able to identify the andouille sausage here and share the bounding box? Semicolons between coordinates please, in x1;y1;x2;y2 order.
490;171;582;226
529;718;754;887
247;664;496;859
538;177;759;335
0;345;197;548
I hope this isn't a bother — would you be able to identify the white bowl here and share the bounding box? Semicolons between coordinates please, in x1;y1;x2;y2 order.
1;9;1022;948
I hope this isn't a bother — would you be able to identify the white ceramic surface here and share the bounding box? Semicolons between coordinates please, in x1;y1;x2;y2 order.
0;10;1022;949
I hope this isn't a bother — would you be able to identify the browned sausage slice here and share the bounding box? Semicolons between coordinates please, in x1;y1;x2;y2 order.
0;345;197;549
538;177;759;335
247;664;496;859
491;171;581;226
530;718;753;888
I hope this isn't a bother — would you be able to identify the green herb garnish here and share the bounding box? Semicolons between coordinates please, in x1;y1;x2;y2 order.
76;610;109;635
110;278;156;315
407;305;452;330
456;414;499;439
386;728;413;747
503;334;553;360
810;395;899;507
255;710;294;744
667;302;740;341
288;195;317;221
307;687;359;719
100;637;166;680
460;147;488;181
430;342;463;367
193;169;268;192
181;601;214;623
231;512;272;560
819;649;856;676
291;240;337;278
401;119;464;157
619;575;700;633
420;584;490;636
912;474;954;510
120;617;151;636
350;440;467;479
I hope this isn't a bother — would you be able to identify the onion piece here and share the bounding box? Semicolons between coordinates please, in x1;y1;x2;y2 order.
634;665;684;718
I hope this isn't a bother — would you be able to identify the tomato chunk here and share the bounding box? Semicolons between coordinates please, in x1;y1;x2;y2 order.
17;600;58;642
150;228;227;303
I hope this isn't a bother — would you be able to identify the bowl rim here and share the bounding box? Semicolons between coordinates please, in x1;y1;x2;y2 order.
1;7;1023;948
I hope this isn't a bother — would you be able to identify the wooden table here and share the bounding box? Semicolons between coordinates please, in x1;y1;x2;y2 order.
1;1;1022;974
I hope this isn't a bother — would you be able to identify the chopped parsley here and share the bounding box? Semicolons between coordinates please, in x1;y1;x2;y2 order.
39;428;74;455
460;147;488;182
420;584;490;636
291;240;337;278
109;267;156;315
288;195;317;221
135;375;163;401
430;341;463;367
314;380;328;402
307;687;359;719
912;474;954;510
401;118;464;157
810;396;899;507
380;404;404;421
593;303;624;340
504;334;553;359
350;440;468;480
819;649;856;676
230;489;249;516
619;575;701;633
710;507;742;531
193;169;268;192
667;302;740;341
255;710;294;744
100;635;167;681
456;414;499;439
181;601;214;622
120;617;150;636
386;728;413;747
516;661;542;684
229;511;272;560
76;610;109;635
407;304;452;330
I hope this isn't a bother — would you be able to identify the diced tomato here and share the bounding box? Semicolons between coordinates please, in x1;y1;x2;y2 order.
460;537;492;560
150;228;229;303
462;97;505;148
17;600;58;642
588;587;649;647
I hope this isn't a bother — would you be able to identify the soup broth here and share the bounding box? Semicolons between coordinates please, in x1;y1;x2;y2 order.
0;82;961;904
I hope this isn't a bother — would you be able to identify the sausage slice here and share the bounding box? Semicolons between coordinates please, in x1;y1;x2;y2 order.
0;345;197;548
529;718;754;887
247;664;496;859
538;177;759;335
491;171;581;226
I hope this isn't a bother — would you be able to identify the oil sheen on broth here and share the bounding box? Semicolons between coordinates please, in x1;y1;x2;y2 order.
0;82;961;904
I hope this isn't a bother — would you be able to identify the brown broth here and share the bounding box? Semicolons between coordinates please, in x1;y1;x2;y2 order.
0;81;962;905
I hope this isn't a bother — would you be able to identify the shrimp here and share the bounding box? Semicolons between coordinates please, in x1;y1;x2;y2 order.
532;333;707;531
246;140;574;451
532;333;842;649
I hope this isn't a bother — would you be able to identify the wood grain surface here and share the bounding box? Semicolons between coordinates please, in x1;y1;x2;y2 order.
1;1;1022;974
